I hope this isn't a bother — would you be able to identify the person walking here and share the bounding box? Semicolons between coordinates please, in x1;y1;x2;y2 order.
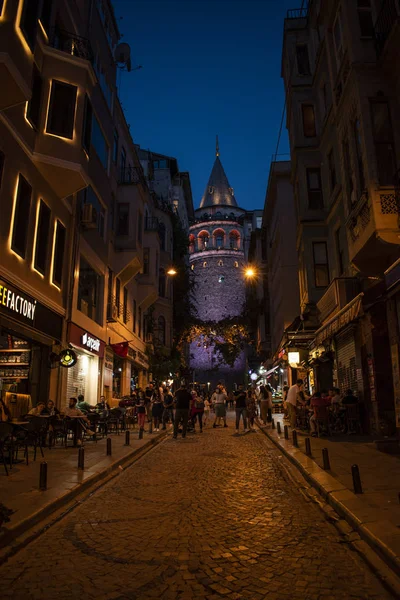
265;384;273;422
144;383;154;423
162;386;174;429
136;397;146;432
152;388;164;431
203;396;211;427
259;385;270;425
211;385;228;428
286;379;304;430
191;391;204;433
234;384;248;433
246;389;257;431
173;382;192;439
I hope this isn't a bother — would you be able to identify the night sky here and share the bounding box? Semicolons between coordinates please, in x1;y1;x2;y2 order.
113;0;296;211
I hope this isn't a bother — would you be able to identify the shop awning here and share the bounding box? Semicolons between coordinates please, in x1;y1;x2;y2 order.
314;293;364;346
265;365;280;376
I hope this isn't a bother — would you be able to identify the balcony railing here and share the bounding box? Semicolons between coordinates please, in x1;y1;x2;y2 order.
144;217;159;232
106;295;131;323
317;278;361;323
118;167;145;186
374;0;400;56
50;29;94;63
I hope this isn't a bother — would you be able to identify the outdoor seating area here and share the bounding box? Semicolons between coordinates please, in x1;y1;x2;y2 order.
289;401;363;438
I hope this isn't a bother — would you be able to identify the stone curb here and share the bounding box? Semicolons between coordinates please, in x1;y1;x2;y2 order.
0;431;168;557
257;422;400;584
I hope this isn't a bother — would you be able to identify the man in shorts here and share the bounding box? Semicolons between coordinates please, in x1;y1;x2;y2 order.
211;385;228;428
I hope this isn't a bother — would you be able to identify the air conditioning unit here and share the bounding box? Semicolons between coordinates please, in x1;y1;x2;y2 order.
107;304;118;323
81;204;97;229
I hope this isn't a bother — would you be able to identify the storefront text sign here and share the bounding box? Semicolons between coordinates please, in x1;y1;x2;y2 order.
0;281;37;321
82;332;101;353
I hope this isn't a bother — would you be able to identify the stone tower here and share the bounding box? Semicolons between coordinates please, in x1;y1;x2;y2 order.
189;140;246;390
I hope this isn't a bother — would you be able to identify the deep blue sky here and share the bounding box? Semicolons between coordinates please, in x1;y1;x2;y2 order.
113;0;295;211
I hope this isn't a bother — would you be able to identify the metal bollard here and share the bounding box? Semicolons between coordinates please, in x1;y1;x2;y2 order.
322;448;330;470
284;425;289;440
305;437;312;457
39;461;47;491
139;427;143;440
125;430;130;446
148;421;153;434
351;464;363;494
78;447;84;470
277;422;281;434
292;430;298;447
106;437;112;456
271;418;275;429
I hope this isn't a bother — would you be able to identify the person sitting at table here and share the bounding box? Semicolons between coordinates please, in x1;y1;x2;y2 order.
96;395;110;411
309;392;331;436
42;400;61;417
28;401;46;416
342;389;358;405
65;397;95;444
76;394;93;413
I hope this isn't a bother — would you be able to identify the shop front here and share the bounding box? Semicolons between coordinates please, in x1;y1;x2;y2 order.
66;323;105;407
0;277;63;413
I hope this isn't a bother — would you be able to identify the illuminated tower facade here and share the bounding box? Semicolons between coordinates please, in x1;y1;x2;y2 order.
189;140;246;389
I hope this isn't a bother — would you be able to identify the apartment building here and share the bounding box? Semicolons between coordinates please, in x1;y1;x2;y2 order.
280;0;400;434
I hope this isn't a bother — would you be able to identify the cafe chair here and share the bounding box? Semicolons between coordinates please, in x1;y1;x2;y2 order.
345;404;362;434
0;423;13;476
314;405;331;437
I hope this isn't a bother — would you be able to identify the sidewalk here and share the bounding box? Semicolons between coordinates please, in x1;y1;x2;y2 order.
259;414;400;578
0;426;167;550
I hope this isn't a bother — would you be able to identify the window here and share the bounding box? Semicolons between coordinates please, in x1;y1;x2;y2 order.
52;220;66;287
0;150;4;190
328;149;337;191
46;80;77;139
218;275;225;283
203;262;207;268
159;268;166;298
20;0;40;51
143;248;149;275
306;168;323;209
313;242;330;288
256;216;262;229
11;174;32;259
34;200;51;274
137;212;143;245
81;186;105;237
234;261;238;268
191;264;195;270
357;0;374;37
215;235;224;248
26;65;43;130
133;299;137;333
40;0;52;34
370;100;396;186
157;316;166;346
354;119;365;192
77;256;102;324
138;307;142;338
229;231;240;249
116;203;129;236
115;277;121;317
333;10;344;65
335;228;344;275
120;146;126;181
302;105;316;137
92;114;109;169
82;95;93;154
123;287;128;324
218;260;223;267
113;129;118;164
296;44;310;75
199;234;209;249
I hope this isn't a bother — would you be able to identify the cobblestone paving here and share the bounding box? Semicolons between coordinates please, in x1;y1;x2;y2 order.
0;418;393;600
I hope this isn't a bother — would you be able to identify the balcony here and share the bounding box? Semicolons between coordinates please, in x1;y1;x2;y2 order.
284;7;308;30
145;217;160;232
49;29;94;63
118;167;146;187
347;188;400;275
317;278;361;324
374;0;400;57
106;295;131;324
113;245;142;287
0;11;33;110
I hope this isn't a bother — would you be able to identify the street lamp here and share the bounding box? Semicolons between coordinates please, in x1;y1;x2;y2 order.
244;266;256;279
167;267;177;276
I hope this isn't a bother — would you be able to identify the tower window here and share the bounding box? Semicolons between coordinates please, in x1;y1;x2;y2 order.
234;261;239;268
218;260;223;266
203;262;207;268
218;275;225;283
191;264;194;270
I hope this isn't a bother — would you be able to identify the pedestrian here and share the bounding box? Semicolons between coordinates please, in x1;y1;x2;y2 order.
228;390;234;409
152;388;164;431
162;386;175;429
191;390;204;433
286;379;305;430
234;384;248;433
144;383;154;422
259;385;271;425
211;385;228;428
173;382;192;439
246;389;257;431
203;396;211;427
136;397;146;432
283;381;289;418
265;384;273;422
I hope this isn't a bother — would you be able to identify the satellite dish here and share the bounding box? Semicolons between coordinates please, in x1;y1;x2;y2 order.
115;43;132;71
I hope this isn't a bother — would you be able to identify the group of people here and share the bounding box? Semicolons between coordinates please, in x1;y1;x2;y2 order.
284;379;359;435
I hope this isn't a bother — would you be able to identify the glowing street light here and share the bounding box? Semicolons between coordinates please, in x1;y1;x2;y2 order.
244;266;256;279
167;267;177;276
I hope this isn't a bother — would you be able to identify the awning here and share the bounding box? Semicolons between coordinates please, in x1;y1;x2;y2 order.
265;365;280;376
385;257;400;294
314;293;364;346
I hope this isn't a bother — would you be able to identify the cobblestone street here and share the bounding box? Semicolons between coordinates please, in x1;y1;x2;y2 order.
0;417;393;600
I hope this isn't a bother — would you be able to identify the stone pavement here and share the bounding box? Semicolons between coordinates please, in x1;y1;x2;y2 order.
0;413;393;600
260;413;400;578
0;425;166;543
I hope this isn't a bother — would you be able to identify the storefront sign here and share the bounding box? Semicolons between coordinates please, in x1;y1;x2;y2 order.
105;349;114;370
0;278;63;342
81;332;101;353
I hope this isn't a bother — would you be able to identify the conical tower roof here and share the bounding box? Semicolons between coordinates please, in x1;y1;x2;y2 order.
199;138;238;209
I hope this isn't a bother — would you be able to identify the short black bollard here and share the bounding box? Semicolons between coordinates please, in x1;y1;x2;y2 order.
39;461;47;491
284;425;289;440
125;430;130;446
271;418;275;429
139;427;143;440
322;448;330;470
305;437;312;457
78;447;85;470
277;421;281;434
351;464;363;494
106;437;112;456
292;430;298;447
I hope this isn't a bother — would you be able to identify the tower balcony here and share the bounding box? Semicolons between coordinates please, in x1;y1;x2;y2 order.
346;187;400;276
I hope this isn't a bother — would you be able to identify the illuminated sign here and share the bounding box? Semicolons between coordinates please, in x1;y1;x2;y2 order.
288;351;300;367
0;281;37;321
82;332;100;353
60;348;77;368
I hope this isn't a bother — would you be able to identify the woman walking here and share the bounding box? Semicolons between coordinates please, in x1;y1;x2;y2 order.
191;390;204;433
246;389;257;431
259;385;272;425
152;388;164;431
203;396;211;427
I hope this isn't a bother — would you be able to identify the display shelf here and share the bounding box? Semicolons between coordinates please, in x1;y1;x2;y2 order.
0;377;29;380
0;349;31;352
0;363;30;366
